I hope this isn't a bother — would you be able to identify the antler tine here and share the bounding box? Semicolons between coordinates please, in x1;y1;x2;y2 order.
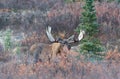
78;30;85;41
65;30;85;44
46;26;55;42
65;35;75;43
67;35;75;41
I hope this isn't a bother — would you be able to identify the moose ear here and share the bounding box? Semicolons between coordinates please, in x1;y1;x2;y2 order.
46;26;55;42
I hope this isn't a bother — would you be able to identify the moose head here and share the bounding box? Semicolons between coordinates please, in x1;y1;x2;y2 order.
30;26;85;63
46;26;85;49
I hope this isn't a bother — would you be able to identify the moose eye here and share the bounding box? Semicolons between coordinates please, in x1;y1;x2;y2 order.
56;38;63;42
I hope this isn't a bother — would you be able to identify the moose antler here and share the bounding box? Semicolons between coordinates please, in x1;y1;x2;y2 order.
46;26;55;42
78;30;85;41
46;26;85;44
63;30;85;44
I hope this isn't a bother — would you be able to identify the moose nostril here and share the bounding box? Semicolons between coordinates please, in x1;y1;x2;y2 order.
67;44;71;50
63;41;71;50
63;41;67;44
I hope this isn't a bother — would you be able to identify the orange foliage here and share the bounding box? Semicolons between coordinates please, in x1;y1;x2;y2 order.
105;47;120;61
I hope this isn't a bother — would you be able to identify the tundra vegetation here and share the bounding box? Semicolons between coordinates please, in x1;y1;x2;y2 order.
0;0;120;79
